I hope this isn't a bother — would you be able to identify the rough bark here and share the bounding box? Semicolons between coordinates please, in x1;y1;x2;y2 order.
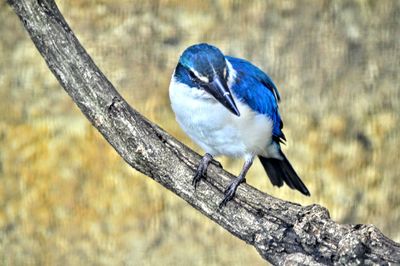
7;0;400;265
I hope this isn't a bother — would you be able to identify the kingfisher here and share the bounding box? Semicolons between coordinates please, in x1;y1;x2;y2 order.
169;43;310;207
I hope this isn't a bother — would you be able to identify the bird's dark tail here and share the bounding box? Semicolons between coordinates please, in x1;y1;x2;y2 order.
258;152;310;196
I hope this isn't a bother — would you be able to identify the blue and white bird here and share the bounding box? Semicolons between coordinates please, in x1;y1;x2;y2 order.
169;43;310;206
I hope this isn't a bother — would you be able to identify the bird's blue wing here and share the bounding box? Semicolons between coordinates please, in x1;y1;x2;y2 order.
226;56;285;142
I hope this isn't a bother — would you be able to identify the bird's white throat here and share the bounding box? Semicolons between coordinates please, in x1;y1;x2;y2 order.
169;72;279;159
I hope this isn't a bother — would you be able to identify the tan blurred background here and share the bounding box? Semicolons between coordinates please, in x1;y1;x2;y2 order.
0;0;399;265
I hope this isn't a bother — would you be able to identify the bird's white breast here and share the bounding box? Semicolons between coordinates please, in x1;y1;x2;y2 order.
169;77;276;158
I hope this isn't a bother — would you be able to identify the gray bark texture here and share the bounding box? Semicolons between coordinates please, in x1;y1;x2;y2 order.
7;0;400;265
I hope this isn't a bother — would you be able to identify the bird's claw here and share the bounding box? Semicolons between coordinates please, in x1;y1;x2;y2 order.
192;169;204;189
219;178;246;208
192;153;213;189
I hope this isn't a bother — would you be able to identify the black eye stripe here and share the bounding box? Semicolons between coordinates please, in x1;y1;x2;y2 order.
188;70;197;79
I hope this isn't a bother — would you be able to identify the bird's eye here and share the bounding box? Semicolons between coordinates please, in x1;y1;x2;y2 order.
188;70;197;80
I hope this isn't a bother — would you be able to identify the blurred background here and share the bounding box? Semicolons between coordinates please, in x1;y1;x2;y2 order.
0;0;399;265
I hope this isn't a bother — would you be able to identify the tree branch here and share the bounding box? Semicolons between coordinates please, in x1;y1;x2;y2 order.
8;0;400;265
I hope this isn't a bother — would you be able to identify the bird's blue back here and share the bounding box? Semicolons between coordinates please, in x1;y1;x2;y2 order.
226;56;285;141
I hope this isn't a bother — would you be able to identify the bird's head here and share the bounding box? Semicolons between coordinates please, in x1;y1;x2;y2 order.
175;43;240;116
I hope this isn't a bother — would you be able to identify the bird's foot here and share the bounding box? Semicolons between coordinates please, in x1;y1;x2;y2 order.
192;153;213;189
192;166;205;188
219;177;246;208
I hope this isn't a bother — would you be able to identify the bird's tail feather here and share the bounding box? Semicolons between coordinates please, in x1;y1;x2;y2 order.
258;153;310;196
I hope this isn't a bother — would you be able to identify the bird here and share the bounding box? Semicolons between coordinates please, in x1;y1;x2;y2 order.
169;43;310;207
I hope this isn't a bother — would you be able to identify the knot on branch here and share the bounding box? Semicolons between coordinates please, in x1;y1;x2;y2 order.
107;96;124;116
294;204;331;234
290;205;335;260
337;228;370;265
338;224;399;265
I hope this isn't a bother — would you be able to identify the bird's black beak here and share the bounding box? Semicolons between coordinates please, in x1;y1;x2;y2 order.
205;75;240;116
